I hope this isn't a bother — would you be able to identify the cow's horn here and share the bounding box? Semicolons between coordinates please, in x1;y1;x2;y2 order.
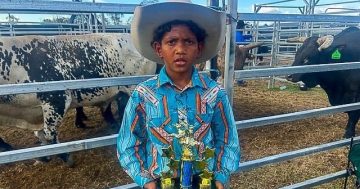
286;36;308;43
243;42;265;50
317;35;334;51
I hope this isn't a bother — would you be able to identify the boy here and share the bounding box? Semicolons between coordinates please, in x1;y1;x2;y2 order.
117;1;240;188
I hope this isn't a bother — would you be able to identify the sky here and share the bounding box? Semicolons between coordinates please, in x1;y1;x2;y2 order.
0;0;359;22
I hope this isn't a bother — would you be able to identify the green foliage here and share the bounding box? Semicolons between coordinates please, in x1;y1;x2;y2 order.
118;0;159;25
140;0;159;5
109;14;124;25
269;84;305;92
43;16;69;23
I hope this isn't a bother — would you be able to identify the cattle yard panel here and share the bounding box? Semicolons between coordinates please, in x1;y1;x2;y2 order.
279;170;348;189
1;0;137;14
242;0;360;87
0;63;354;96
1;1;360;188
1;64;360;188
237;102;360;130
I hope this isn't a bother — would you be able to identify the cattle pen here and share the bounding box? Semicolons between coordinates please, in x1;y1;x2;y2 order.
1;0;360;188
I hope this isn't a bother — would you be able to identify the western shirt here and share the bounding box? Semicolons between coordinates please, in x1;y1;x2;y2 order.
117;67;240;187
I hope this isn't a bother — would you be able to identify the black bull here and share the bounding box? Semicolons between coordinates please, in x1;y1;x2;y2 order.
0;33;157;163
287;27;360;138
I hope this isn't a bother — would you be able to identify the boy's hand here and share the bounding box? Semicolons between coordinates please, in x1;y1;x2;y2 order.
143;181;157;189
215;181;225;189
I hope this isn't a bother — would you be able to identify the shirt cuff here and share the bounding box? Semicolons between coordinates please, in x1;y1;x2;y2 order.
134;172;155;187
214;170;230;185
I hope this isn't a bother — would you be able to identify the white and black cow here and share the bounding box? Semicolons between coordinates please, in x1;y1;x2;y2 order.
0;33;157;163
287;27;360;138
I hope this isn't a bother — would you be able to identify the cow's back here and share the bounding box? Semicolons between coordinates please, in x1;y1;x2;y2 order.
0;33;156;84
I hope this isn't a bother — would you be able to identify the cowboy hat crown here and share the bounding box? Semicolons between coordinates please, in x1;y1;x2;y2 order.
130;0;226;64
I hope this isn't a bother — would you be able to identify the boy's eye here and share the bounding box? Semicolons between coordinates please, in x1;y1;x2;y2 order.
167;40;176;46
185;40;195;45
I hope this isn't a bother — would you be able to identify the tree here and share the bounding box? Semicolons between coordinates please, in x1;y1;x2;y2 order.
109;13;124;25
6;14;19;23
43;16;69;23
119;0;159;25
140;0;159;5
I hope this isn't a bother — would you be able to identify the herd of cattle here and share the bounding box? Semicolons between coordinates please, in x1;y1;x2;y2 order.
0;26;359;165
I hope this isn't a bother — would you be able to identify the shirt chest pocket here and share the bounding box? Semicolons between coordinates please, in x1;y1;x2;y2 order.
146;110;175;146
195;112;213;126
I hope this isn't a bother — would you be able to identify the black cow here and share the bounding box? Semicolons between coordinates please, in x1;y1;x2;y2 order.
287;27;360;138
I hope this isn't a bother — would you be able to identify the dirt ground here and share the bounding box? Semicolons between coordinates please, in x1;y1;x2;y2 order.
0;79;357;189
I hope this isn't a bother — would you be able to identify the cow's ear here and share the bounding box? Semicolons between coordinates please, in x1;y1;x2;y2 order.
152;42;163;58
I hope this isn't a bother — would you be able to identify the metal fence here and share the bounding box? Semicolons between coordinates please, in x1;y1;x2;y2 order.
1;0;360;188
1;64;360;189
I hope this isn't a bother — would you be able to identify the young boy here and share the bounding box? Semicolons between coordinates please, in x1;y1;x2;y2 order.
117;1;240;189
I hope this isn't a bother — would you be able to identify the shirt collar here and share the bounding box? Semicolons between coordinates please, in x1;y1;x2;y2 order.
157;66;208;89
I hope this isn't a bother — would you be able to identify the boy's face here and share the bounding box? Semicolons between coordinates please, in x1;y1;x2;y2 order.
153;24;204;75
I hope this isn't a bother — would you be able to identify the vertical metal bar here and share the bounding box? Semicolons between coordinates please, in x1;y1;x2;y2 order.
209;0;220;80
101;13;106;33
81;15;85;34
224;0;237;105
93;0;98;33
253;4;260;67
268;21;276;88
253;20;259;67
94;13;98;33
88;13;92;33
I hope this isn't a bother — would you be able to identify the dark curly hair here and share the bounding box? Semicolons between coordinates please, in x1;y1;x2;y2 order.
151;20;208;47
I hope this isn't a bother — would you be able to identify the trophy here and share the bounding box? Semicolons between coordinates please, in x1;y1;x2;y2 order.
161;121;215;189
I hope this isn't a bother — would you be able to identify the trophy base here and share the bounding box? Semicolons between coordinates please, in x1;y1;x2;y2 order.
159;175;215;189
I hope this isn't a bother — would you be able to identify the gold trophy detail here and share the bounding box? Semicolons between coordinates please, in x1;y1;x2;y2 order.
161;121;215;189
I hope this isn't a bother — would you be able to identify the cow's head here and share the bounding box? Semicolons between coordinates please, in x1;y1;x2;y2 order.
286;35;334;88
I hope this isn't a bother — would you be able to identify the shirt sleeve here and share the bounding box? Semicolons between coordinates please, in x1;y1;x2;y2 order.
117;87;153;187
211;88;241;185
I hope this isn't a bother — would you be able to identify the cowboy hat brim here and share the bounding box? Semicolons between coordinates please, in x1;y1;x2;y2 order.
130;2;226;64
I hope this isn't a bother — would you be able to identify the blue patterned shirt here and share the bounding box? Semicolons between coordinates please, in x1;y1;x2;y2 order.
117;67;240;187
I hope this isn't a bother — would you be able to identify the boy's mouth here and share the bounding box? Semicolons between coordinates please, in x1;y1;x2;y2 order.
174;58;187;66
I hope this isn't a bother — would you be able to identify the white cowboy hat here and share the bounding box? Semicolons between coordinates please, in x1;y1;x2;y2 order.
130;0;226;64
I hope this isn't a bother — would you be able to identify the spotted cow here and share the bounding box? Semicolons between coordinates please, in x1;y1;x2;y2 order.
0;33;157;163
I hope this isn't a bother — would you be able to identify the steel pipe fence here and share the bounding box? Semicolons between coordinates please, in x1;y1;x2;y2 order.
1;0;137;14
0;63;360;188
279;170;348;189
1;1;360;23
1;1;360;188
2;104;360;165
0;63;356;96
235;62;360;80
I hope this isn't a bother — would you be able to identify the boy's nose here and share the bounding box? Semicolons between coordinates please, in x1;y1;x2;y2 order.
175;43;186;54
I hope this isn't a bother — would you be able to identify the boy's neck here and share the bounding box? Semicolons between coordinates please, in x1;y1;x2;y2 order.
165;68;193;90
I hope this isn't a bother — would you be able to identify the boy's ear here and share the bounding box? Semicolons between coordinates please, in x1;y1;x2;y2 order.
152;42;163;58
197;42;204;58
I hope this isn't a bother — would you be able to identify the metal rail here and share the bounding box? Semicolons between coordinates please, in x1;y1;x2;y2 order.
0;0;137;14
112;136;360;189
235;62;360;80
0;63;358;96
237;102;360;130
280;171;348;188
238;13;360;22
